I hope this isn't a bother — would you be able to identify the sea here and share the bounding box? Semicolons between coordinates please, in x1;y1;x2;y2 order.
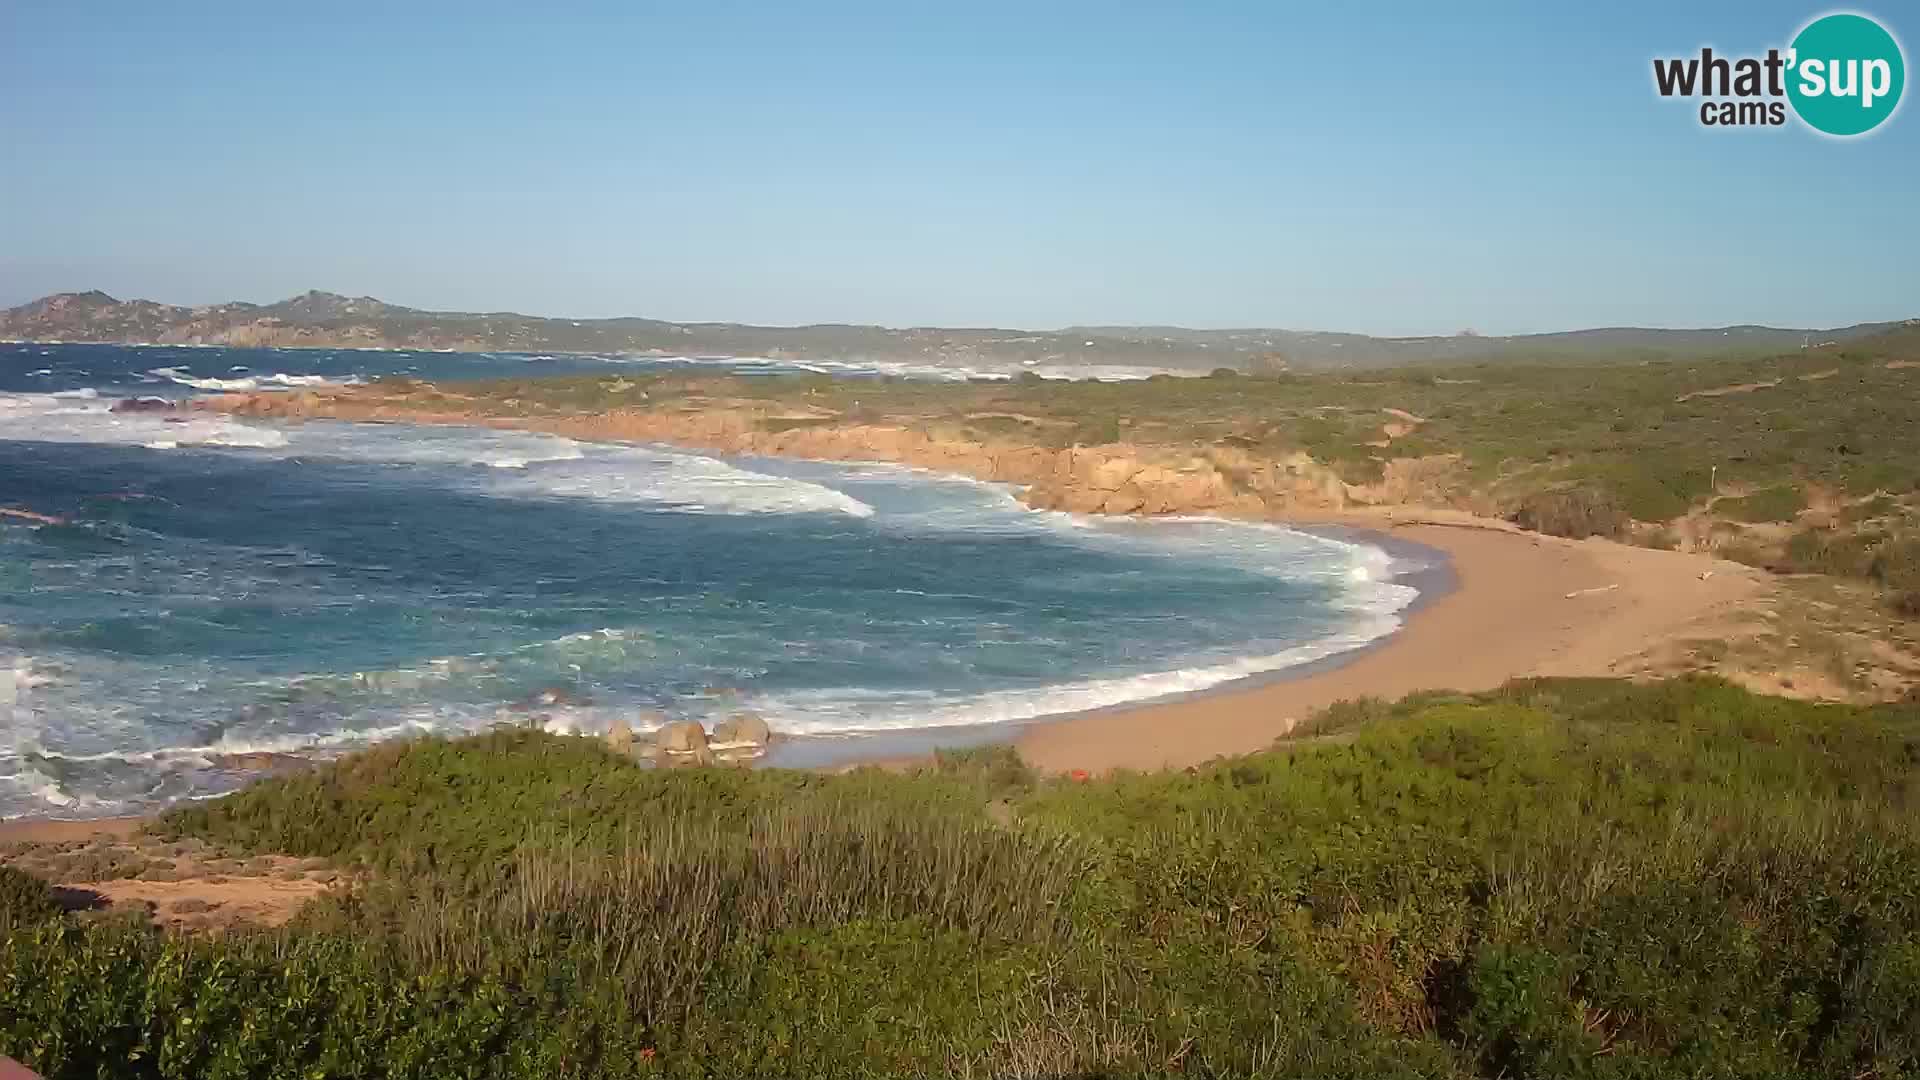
0;342;1428;818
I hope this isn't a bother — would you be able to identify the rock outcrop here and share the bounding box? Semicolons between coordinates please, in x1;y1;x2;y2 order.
712;714;772;747
654;721;709;755
199;387;1424;523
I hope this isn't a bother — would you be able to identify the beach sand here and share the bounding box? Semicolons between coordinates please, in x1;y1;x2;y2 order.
1015;514;1768;772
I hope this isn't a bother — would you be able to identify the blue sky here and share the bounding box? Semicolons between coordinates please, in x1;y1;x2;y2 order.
1;1;1914;335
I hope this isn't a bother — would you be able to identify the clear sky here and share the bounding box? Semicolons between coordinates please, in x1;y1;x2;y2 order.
2;1;1914;335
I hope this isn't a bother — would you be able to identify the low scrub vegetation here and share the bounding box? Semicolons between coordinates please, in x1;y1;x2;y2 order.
1740;528;1920;618
4;678;1918;1077
1717;484;1809;523
1508;487;1627;539
0;865;61;928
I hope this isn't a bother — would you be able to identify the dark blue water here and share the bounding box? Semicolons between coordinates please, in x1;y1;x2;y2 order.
0;344;1419;817
0;339;1156;399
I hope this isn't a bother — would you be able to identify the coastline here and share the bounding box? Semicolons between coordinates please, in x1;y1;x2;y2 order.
1015;516;1765;771
198;392;1769;770
766;521;1459;771
0;397;1773;835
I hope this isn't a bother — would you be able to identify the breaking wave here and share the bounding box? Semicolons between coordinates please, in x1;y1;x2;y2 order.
147;366;360;391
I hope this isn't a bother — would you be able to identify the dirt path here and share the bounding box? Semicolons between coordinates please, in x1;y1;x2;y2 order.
1;821;337;929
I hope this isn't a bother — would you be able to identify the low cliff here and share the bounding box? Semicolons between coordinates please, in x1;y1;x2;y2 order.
200;386;1478;524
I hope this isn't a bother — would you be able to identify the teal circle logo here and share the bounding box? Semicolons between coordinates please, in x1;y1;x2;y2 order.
1787;13;1905;136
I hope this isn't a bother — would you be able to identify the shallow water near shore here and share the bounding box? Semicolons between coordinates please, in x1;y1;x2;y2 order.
1;344;1427;818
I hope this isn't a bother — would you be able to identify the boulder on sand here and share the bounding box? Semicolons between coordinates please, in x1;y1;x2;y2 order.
603;717;633;754
654;720;709;754
711;713;772;746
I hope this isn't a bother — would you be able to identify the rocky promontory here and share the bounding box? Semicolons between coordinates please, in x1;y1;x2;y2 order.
198;384;1478;524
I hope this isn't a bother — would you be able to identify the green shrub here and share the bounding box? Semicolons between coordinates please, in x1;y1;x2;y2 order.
1872;536;1920;591
1718;484;1808;523
1070;415;1123;445
1609;462;1712;521
0;866;61;927
931;743;1035;795
1510;487;1628;538
1781;527;1880;576
7;678;1916;1078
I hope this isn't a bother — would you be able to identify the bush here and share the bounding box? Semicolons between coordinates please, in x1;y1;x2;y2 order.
1718;484;1808;523
1871;536;1920;592
1071;415;1123;445
0;866;61;926
1780;527;1880;576
1510;487;1629;538
8;679;1918;1078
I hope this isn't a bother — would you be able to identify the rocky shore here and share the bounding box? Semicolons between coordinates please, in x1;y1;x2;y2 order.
200;386;1477;524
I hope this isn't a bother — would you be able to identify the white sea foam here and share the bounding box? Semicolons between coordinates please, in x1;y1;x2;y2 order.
251;422;874;517
275;423;588;469
487;446;877;517
592;352;1186;383
0;399;870;519
0;392;291;448
146;365;359;392
21;718;453;767
743;611;1406;736
5;766;79;808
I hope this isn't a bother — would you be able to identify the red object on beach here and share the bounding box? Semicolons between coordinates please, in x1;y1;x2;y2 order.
1070;769;1091;782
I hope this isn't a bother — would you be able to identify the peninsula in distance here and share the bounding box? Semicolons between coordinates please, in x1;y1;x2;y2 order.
2;288;1903;372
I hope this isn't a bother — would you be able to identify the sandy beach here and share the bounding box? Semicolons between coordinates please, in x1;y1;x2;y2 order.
1016;514;1768;772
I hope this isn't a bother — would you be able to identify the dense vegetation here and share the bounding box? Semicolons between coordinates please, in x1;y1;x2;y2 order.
5;677;1918;1078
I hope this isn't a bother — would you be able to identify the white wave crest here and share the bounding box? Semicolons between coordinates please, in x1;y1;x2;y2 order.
744;612;1405;736
4;765;78;808
592;352;1187;383
485;444;877;518
0;392;290;449
147;366;359;392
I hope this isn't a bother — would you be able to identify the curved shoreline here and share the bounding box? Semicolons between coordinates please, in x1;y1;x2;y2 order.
197;391;1769;771
0;394;1776;831
765;522;1454;771
1016;514;1767;772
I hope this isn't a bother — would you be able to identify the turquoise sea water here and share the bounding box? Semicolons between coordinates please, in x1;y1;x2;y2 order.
0;344;1424;817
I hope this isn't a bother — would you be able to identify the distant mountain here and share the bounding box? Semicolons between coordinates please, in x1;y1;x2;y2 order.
1;290;1903;372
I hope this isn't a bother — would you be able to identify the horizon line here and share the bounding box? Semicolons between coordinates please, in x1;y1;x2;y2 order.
8;287;1912;344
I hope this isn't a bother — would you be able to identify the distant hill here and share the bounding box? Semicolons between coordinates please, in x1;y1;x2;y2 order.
1;289;1903;372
